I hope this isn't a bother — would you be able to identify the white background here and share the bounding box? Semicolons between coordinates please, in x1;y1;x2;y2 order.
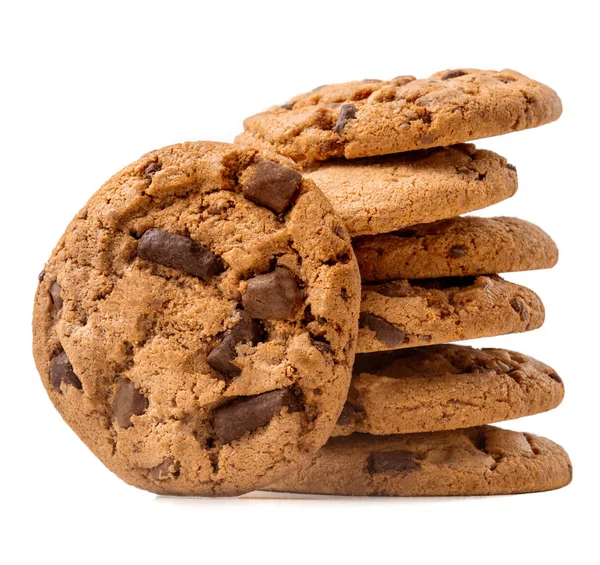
1;1;598;563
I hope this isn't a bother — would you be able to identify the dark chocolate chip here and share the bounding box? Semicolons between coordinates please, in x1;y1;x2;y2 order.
336;402;356;426
137;228;222;279
212;389;297;444
50;351;82;391
207;314;264;376
391;75;416;86
144;162;161;178
441;69;467;80
113;380;148;428
450;245;468;259
49;281;63;309
281;103;294;110
548;372;563;384
38;269;45;282
242;159;302;214
359;313;406;347
334;104;357;134
312;338;332;354
242;268;303;319
149;457;180;480
506;163;517;172
367;450;419;475
510;297;530;322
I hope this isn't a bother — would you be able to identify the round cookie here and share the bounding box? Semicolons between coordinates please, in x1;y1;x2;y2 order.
358;275;544;353
335;345;564;436
33;141;361;496
268;426;572;496
355;216;558;282
238;69;562;164
301;145;518;237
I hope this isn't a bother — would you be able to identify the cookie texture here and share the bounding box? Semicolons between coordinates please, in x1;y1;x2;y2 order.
355;216;558;281
238;69;562;164
335;345;564;436
33;141;361;496
268;426;572;496
358;275;544;353
300;145;517;237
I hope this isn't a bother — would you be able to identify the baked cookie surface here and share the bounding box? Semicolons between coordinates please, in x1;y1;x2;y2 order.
335;345;564;436
268;426;572;496
355;216;558;281
33;141;361;496
301;145;517;237
358;275;544;353
238;69;562;163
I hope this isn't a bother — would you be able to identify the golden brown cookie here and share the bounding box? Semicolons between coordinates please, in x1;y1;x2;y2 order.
268;426;572;496
299;145;517;237
358;275;544;353
238;69;562;164
335;345;564;436
355;216;558;282
33;141;361;496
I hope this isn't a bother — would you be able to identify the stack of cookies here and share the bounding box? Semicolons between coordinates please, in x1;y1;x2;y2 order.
33;68;571;498
237;69;572;496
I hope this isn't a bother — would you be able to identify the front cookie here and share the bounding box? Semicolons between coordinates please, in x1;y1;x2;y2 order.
33;141;361;496
358;275;544;353
268;426;572;496
335;345;564;436
238;69;561;163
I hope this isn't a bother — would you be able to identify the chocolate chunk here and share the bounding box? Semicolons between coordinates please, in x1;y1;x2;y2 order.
450;245;468;259
334;104;357;133
242;159;302;214
149;457;180;480
137;229;222;279
367;450;419;475
441;69;466;80
212;389;297;444
510;297;530;322
49;281;63;309
391;75;416;86
242;268;303;319
207;314;264;376
38;269;45;282
506;163;517;172
113;380;148;428
281;103;294;110
312;338;332;354
144;162;161;178
548;373;563;384
336;402;356;426
50;350;82;391
359;313;406;347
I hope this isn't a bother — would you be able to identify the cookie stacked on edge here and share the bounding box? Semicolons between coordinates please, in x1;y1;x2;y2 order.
33;69;571;498
238;68;572;496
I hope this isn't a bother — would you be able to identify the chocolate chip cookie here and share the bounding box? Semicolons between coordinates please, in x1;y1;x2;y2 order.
238;69;562;164
268;426;572;496
335;345;564;436
33;141;361;496
355;216;558;282
358;275;544;353
300;145;518;237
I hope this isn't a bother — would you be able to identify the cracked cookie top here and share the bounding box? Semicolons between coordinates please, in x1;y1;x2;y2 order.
355;216;558;281
302;144;517;236
237;69;562;164
268;426;573;496
32;141;361;496
334;345;564;436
